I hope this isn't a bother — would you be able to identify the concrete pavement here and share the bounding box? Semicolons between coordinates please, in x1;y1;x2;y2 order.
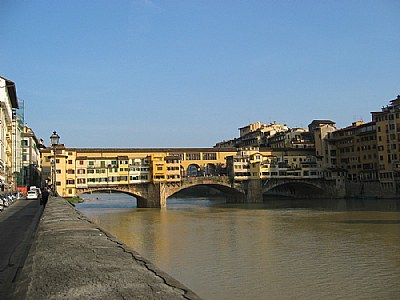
10;197;201;299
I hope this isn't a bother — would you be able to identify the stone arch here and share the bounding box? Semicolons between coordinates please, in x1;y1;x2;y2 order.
166;183;245;204
263;181;326;198
76;187;149;207
187;164;201;177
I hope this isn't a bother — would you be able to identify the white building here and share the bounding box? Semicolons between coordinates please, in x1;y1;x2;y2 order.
0;76;19;190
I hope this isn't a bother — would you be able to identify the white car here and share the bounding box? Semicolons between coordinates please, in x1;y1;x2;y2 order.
27;190;39;200
2;195;10;207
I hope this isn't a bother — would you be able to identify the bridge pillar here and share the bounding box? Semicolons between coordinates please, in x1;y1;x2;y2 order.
159;183;168;208
244;179;263;203
139;182;164;208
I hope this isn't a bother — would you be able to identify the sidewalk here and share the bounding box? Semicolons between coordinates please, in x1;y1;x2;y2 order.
11;197;200;299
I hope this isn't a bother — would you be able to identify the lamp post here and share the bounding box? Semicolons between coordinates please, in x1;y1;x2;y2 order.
50;131;60;196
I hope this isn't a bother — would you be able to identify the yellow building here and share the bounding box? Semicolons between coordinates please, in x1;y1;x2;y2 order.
372;95;400;191
165;156;181;182
151;153;167;182
327;121;378;182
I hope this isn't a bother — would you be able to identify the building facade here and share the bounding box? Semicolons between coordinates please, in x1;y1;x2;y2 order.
21;126;43;188
371;95;400;192
227;147;322;182
0;76;20;191
328;121;378;182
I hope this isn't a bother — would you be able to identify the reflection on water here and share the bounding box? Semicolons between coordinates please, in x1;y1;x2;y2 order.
77;194;400;300
77;192;137;208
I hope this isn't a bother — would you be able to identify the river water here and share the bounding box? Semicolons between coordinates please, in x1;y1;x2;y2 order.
76;193;400;300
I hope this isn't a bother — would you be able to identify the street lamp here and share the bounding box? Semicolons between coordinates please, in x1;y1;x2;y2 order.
50;131;60;196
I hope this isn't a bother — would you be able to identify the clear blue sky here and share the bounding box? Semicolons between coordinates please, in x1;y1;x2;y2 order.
1;0;399;148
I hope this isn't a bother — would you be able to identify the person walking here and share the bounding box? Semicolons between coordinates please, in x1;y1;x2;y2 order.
41;188;49;208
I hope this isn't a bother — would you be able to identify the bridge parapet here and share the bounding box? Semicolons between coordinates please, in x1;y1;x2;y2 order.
180;176;231;187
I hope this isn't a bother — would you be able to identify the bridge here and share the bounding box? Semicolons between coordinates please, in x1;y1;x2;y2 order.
77;176;246;207
41;146;239;199
76;176;344;207
39;146;345;206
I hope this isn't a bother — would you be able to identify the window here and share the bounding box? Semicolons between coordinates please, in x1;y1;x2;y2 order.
187;153;201;160
77;178;86;184
203;153;217;160
89;161;94;166
66;180;75;185
68;160;73;164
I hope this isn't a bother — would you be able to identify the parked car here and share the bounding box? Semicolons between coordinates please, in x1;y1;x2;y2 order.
8;193;16;205
3;194;10;207
0;196;3;211
27;190;39;200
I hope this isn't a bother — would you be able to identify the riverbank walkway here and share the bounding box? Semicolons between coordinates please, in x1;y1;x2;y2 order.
10;197;200;299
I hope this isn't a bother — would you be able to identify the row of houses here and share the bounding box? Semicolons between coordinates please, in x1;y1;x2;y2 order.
0;76;43;193
218;95;400;195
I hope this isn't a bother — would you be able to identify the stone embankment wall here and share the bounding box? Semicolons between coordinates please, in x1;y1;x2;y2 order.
11;198;200;300
345;181;397;199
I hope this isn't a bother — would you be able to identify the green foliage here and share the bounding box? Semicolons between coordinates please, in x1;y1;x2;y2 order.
66;197;82;205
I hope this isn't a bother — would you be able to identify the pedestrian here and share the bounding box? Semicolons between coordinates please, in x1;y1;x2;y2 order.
41;188;49;208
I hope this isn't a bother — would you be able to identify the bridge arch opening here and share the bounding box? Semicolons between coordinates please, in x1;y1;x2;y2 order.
263;182;327;199
168;183;245;205
187;164;201;177
77;189;145;207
